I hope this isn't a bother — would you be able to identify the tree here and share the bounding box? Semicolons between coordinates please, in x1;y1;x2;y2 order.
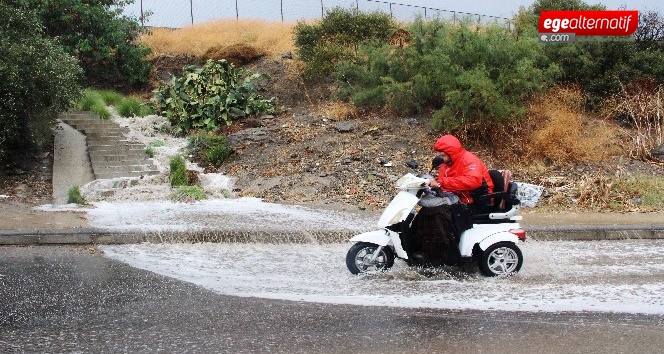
634;10;664;50
0;3;82;161
5;0;151;88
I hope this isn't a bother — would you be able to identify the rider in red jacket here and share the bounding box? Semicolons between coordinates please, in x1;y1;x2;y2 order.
427;135;493;205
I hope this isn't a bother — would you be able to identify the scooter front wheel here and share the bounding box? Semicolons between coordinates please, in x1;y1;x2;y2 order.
479;242;523;277
346;242;395;275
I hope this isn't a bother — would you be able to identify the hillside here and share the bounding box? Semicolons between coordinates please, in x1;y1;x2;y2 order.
2;22;663;214
144;52;663;213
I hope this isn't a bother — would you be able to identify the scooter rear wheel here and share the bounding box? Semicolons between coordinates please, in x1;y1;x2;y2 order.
346;242;395;275
479;242;523;277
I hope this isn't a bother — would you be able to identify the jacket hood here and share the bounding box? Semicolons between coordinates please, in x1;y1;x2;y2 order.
433;135;465;160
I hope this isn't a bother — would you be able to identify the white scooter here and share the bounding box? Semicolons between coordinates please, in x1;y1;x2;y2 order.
346;159;531;277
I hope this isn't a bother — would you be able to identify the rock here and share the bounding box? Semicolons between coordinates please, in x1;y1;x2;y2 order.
334;122;355;133
404;118;419;126
227;127;279;145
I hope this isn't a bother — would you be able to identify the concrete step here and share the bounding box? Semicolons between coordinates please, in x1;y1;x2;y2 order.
86;145;143;152
79;128;125;136
59;111;163;181
62;117;118;125
92;166;158;173
95;170;160;179
86;141;144;148
85;134;128;140
88;147;148;160
69;125;125;136
88;154;153;163
92;158;154;165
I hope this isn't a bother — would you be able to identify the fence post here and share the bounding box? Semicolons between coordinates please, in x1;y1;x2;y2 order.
190;0;194;25
235;0;239;20
321;0;324;18
281;0;284;21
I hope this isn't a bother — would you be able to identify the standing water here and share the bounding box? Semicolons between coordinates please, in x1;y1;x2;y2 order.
101;239;664;314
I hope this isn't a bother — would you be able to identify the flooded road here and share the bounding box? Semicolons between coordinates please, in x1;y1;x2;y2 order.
1;243;663;353
101;239;664;314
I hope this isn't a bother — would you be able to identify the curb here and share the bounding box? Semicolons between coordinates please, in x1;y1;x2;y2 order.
1;226;664;245
0;228;360;245
528;225;664;241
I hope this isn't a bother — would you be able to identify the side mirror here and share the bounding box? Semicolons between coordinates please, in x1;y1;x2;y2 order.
405;160;419;169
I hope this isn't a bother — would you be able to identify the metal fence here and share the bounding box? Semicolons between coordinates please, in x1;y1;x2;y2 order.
127;0;512;29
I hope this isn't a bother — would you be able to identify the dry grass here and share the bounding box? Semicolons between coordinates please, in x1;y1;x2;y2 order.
524;86;622;165
601;79;663;161
140;19;297;58
467;86;624;168
535;170;664;212
316;100;361;120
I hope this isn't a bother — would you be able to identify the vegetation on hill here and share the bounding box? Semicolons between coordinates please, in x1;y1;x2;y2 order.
137;4;662;211
0;4;82;164
0;0;662;212
0;0;150;166
8;0;152;87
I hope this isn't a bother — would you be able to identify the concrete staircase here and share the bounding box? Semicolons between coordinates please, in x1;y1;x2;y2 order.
58;111;160;180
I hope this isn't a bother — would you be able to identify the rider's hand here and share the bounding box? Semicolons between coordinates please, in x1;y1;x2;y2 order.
429;180;441;188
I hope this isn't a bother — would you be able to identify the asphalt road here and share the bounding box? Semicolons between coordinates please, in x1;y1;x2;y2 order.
1;246;663;354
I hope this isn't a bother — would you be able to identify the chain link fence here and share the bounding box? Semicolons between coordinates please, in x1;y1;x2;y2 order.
126;0;511;29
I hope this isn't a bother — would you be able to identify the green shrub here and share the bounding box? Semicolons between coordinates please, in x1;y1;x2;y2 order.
117;96;152;117
79;89;153;118
0;4;82;161
77;89;112;119
335;17;559;131
97;90;124;106
67;185;86;205
170;185;207;202
92;102;112;119
294;7;396;79
188;133;233;167
79;89;103;111
145;140;165;158
13;0;152;87
169;155;188;187
145;146;155;158
153;59;274;135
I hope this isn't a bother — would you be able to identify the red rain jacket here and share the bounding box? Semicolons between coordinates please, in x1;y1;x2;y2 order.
434;135;494;204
